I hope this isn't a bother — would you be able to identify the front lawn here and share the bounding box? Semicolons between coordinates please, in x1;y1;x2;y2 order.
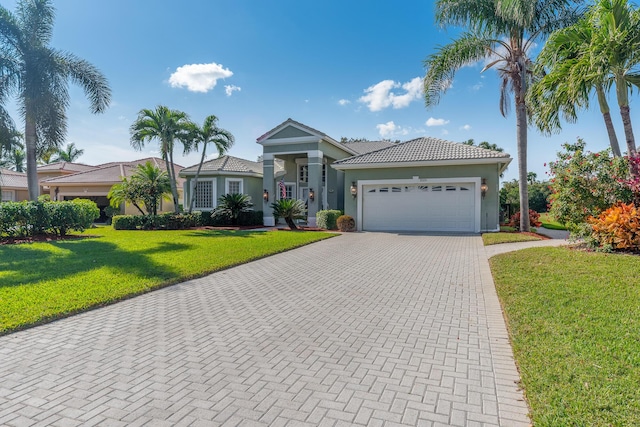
0;227;334;334
491;247;640;426
482;232;543;245
539;212;567;230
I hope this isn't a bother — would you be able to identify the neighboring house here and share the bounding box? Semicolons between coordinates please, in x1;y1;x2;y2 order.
41;157;184;221
255;118;510;232
179;155;265;211
37;161;98;195
0;168;28;202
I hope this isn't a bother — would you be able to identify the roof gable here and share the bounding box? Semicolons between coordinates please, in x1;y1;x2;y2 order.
180;155;263;176
257;118;327;143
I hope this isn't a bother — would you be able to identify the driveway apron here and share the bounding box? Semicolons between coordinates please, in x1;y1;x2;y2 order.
0;232;529;426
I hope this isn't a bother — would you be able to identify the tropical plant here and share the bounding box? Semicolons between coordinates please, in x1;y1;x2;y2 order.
270;199;306;230
187;115;234;213
423;0;582;231
1;148;26;172
462;139;504;152
215;193;253;225
130;106;194;213
588;202;640;250
52;142;84;162
548;138;632;229
108;162;171;216
0;0;111;200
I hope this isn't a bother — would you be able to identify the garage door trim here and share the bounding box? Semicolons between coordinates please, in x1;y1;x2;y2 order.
355;177;482;232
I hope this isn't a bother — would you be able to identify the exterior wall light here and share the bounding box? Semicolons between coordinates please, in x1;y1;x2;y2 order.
309;188;315;201
480;178;488;199
263;189;269;202
350;182;357;198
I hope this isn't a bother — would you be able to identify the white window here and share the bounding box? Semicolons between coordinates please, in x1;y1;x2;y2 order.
1;190;15;202
225;178;243;195
299;164;308;183
278;182;295;200
192;179;216;210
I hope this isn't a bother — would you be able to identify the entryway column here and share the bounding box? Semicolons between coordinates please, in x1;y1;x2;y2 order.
262;154;276;226
307;150;323;227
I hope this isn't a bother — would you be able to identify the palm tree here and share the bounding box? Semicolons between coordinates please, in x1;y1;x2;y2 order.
270;199;307;230
130;106;193;213
0;0;111;200
423;0;581;231
2;148;26;172
187;115;234;213
216;193;253;225
108;161;171;216
53;142;84;162
529;3;634;157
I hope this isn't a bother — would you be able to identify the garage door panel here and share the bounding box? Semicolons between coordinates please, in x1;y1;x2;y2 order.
362;183;476;232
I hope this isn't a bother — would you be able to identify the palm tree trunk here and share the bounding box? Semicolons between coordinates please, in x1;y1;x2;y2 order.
167;150;180;213
188;142;208;214
25;111;39;200
620;104;636;155
515;100;530;231
596;86;621;157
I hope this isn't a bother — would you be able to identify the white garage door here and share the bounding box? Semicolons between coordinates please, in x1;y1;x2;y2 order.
362;183;476;232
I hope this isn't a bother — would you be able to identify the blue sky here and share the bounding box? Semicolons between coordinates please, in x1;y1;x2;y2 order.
3;0;638;183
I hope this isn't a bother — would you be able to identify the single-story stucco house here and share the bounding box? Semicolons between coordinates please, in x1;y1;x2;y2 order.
0;168;28;202
42;157;184;220
181;118;511;233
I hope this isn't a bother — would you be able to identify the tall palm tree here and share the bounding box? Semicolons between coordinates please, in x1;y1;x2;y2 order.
0;0;111;200
130;106;194;213
53;142;84;162
187;115;234;213
1;148;26;172
529;0;640;158
423;0;581;231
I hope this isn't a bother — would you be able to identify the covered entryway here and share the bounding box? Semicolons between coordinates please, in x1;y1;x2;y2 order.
362;181;477;232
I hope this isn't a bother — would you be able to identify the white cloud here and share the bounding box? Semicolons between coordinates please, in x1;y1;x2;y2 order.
471;82;483;91
461;124;472;131
376;121;413;138
441;129;449;136
376;121;398;137
426;117;450;127
169;62;233;93
338;99;351;106
224;84;241;96
359;77;423;112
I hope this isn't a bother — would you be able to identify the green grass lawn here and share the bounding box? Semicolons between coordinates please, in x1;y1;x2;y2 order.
491;247;640;426
482;232;543;245
0;227;334;335
539;212;567;230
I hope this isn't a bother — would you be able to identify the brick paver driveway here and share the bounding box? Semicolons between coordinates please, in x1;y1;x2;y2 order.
0;232;530;426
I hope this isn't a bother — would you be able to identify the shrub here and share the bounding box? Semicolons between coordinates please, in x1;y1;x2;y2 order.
316;210;343;230
0;201;29;237
548;138;632;230
112;215;144;230
0;199;99;237
46;200;100;236
509;209;542;231
215;193;253;225
588;203;640;251
336;215;355;232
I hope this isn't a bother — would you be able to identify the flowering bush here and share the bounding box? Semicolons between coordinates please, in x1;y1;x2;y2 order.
588;203;640;251
547;138;632;230
509;209;542;231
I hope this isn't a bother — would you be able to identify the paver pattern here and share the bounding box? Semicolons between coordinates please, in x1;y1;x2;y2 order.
0;232;530;426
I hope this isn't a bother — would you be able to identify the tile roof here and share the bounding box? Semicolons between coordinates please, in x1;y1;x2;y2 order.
37;162;96;173
0;168;28;188
42;158;185;186
340;140;396;154
181;155;262;175
96;157;182;169
333;137;511;166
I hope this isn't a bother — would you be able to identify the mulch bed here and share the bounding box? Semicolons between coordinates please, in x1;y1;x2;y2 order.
0;234;96;245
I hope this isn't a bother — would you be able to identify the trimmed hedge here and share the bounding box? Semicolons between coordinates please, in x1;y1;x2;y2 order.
316;210;343;230
0;199;100;237
112;211;263;230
